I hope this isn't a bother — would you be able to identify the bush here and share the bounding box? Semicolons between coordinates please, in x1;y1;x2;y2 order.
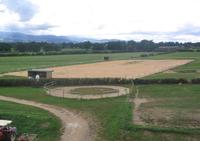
177;69;197;73
191;78;200;84
0;78;193;87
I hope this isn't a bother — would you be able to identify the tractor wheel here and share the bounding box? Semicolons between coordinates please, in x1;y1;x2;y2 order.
10;133;16;141
0;132;4;141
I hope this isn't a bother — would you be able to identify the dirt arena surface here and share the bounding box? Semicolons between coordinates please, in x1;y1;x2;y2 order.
48;86;129;100
4;60;192;78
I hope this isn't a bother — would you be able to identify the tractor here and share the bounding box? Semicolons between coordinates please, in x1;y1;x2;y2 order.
0;120;17;141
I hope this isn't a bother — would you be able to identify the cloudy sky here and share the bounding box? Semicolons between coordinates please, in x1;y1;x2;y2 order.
0;0;200;42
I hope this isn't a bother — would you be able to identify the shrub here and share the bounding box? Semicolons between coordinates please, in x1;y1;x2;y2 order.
0;78;194;87
191;78;200;84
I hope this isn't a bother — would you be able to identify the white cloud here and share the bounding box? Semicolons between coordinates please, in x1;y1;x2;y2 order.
1;0;200;42
1;0;38;21
0;3;19;26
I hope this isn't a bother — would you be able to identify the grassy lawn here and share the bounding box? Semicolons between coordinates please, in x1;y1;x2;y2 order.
0;87;131;141
70;87;119;95
144;52;200;79
134;84;199;136
121;84;200;141
0;75;26;79
0;52;147;74
0;100;61;141
0;86;199;141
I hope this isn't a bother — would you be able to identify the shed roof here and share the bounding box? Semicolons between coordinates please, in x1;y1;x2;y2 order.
0;120;12;126
28;69;53;72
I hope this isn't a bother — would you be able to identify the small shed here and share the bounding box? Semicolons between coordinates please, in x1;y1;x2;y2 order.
28;69;53;79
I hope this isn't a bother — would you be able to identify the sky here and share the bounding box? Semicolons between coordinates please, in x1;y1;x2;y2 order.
0;0;200;42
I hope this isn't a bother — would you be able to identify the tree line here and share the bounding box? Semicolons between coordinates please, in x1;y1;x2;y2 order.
0;40;200;54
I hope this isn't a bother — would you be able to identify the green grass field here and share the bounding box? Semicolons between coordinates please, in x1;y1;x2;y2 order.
0;52;147;74
144;52;200;79
0;86;199;141
0;100;61;141
0;87;131;141
138;84;200;126
124;84;200;141
1;51;200;141
70;87;119;95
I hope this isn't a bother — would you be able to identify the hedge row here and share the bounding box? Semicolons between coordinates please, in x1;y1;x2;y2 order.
0;50;162;57
1;78;200;87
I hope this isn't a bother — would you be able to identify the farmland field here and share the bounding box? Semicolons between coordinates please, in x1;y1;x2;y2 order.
137;84;200;127
0;52;149;74
0;86;199;141
126;84;200;141
0;100;61;141
1;51;200;141
144;52;200;79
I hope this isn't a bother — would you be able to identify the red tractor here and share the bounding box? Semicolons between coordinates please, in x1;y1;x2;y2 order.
0;120;17;141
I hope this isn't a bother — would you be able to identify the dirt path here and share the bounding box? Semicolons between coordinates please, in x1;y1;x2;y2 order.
48;86;129;100
0;96;93;141
132;88;148;125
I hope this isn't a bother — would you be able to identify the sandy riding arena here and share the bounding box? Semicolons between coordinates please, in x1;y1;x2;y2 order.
0;96;94;141
5;60;192;78
48;86;129;100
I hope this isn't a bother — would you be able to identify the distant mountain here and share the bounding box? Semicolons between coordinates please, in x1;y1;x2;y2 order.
0;32;102;43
